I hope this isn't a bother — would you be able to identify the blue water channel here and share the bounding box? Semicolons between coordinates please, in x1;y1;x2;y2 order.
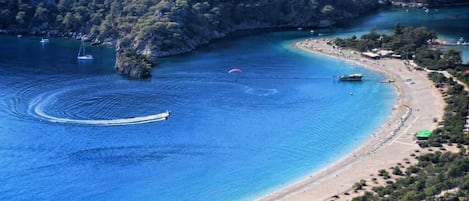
0;6;467;201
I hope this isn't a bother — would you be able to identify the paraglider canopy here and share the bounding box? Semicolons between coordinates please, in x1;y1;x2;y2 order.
228;68;242;73
228;68;242;82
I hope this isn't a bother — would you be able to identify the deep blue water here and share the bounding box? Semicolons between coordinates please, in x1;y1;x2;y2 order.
0;6;468;201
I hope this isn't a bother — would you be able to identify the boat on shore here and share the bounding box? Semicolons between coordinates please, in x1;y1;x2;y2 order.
339;74;363;81
381;79;395;83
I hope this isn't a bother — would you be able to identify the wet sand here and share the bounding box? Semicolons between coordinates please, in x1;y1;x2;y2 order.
258;38;445;201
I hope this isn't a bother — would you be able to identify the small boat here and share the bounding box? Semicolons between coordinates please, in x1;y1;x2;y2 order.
40;38;49;43
77;39;93;60
163;110;171;120
380;79;395;83
339;74;363;81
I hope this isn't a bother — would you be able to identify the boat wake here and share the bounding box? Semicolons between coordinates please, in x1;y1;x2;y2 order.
28;86;170;126
32;108;169;126
243;86;279;96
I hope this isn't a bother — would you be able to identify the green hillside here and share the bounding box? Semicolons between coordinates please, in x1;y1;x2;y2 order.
1;0;383;77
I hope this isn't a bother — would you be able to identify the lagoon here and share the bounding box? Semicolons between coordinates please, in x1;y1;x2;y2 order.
0;6;468;201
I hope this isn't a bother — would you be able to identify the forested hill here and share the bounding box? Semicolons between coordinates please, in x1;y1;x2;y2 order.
0;0;382;78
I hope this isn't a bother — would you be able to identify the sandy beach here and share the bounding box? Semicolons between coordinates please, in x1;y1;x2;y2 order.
258;38;446;201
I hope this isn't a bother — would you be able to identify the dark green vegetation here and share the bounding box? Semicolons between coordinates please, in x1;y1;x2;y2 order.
0;0;382;77
1;0;382;54
353;151;469;201
451;69;469;87
334;24;468;145
336;21;469;200
115;48;153;78
350;71;469;200
428;72;469;145
334;24;436;56
351;72;469;200
414;48;464;71
6;1;463;78
353;64;469;201
334;24;465;70
348;65;469;200
1;0;382;39
1;1;467;78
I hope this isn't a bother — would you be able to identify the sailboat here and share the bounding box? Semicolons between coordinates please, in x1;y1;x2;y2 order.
40;38;49;43
77;39;93;60
40;32;51;43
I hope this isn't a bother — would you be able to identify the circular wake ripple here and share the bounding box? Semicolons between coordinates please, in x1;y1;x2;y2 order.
243;86;279;96
0;76;66;120
28;79;176;126
68;145;210;165
0;97;28;119
23;75;311;124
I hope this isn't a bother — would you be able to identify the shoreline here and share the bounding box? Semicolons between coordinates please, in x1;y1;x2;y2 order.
258;38;445;201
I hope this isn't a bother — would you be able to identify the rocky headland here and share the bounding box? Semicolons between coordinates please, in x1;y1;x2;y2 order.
0;0;385;78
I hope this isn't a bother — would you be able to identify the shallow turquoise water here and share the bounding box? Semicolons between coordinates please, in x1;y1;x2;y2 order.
313;6;469;61
0;6;467;201
0;33;393;201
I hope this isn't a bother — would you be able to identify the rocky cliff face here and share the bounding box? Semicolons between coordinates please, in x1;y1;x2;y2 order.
114;59;151;79
122;3;372;56
0;0;384;78
115;48;152;79
114;0;383;78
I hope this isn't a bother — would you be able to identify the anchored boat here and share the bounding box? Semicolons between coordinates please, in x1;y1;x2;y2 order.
77;39;93;60
339;74;363;81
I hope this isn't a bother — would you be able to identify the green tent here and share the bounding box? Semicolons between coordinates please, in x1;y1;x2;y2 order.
416;130;432;139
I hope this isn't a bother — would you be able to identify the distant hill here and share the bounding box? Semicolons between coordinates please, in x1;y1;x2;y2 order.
0;0;383;78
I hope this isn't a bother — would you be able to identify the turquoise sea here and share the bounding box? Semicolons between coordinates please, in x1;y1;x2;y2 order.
0;6;468;201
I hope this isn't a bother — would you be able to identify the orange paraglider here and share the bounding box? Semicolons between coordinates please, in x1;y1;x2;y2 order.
228;68;242;73
228;68;242;82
